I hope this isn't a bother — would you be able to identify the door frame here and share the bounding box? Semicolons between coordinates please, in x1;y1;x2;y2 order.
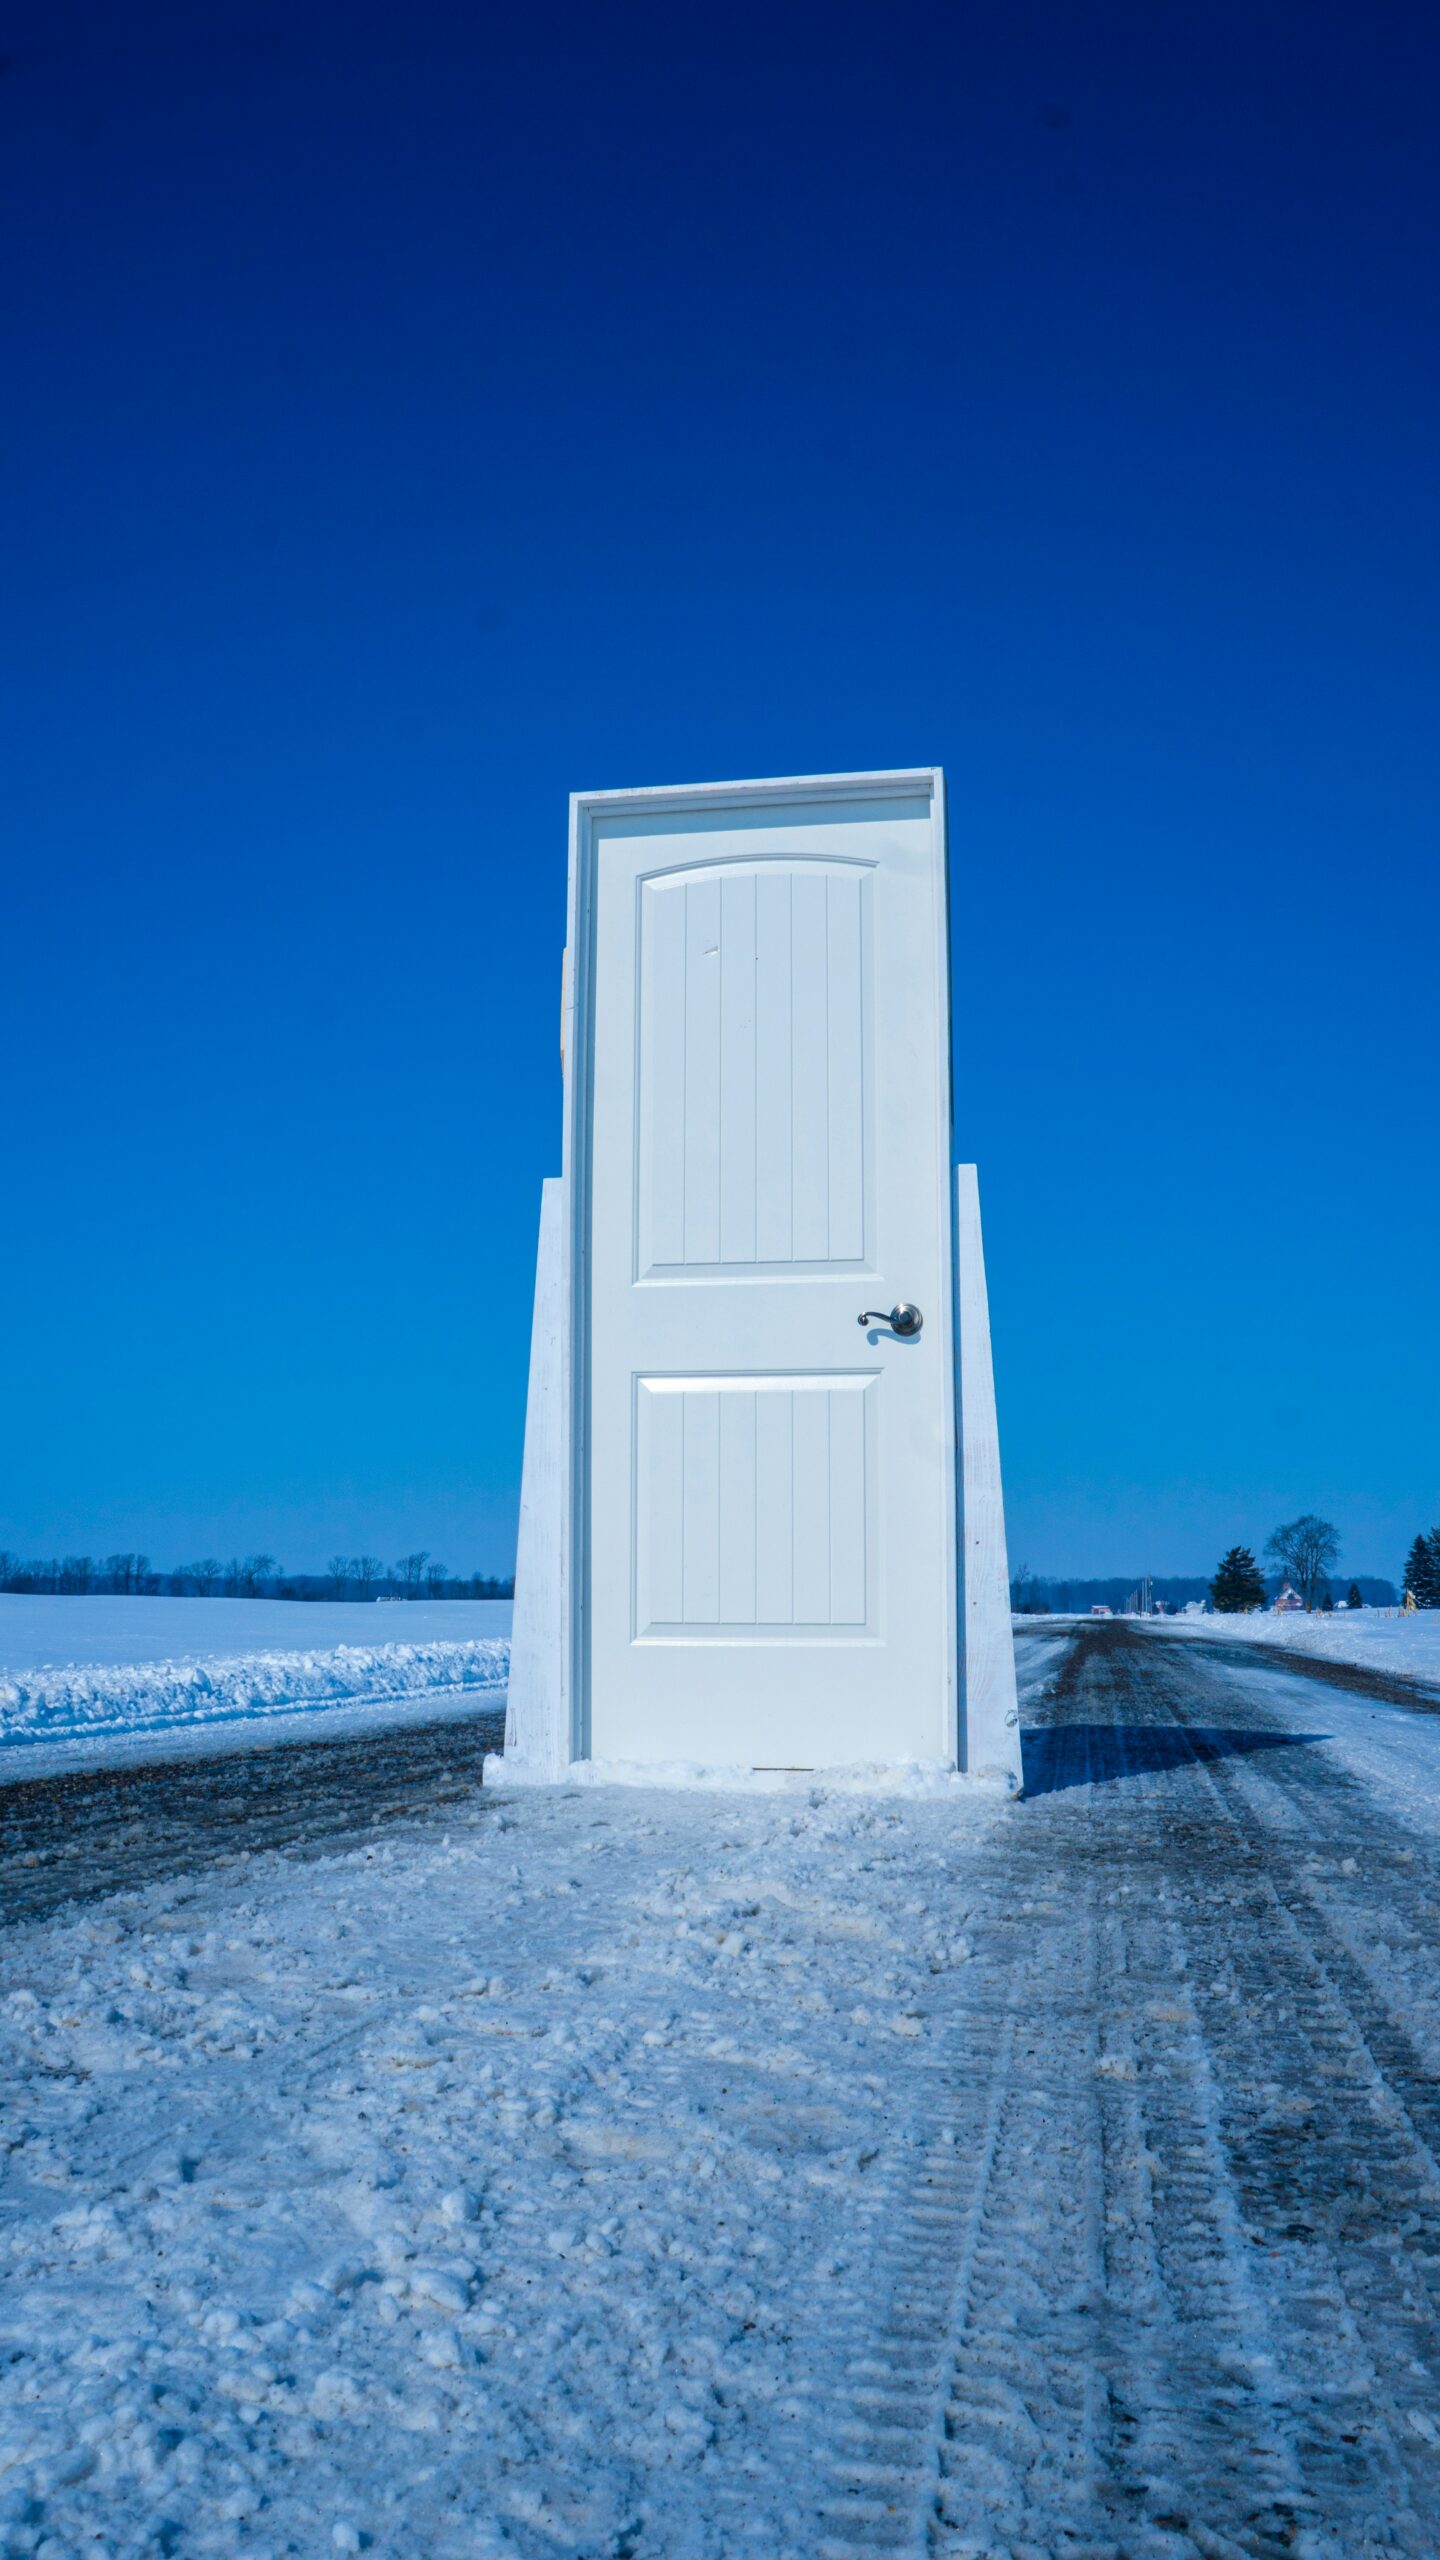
560;768;957;1767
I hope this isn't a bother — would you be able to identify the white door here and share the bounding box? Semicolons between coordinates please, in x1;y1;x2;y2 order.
571;773;956;1769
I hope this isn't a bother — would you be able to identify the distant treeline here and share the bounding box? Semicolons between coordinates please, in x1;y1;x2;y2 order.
0;1551;513;1602
1010;1572;1397;1614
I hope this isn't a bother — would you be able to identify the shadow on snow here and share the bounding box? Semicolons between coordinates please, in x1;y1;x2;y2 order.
1021;1723;1330;1800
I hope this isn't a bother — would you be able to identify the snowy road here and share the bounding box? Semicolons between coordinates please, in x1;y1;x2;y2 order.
0;1709;507;1928
5;1626;1440;2556
999;1620;1440;2557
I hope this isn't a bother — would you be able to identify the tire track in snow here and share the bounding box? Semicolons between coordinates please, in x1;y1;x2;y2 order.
812;1970;1025;2556
1142;1654;1440;2552
918;1719;1313;2560
781;1624;1440;2560
999;1623;1440;2558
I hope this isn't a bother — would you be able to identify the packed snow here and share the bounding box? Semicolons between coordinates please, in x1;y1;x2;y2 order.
0;1598;510;1773
1202;1654;1440;1856
8;1625;1440;2549
0;1761;1007;2556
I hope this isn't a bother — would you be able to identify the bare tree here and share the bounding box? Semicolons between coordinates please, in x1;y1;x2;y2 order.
191;1559;222;1596
59;1557;94;1595
168;1567;190;1596
1009;1560;1050;1614
1265;1515;1340;1612
326;1555;350;1600
351;1555;383;1600
394;1551;429;1598
0;1552;17;1591
425;1560;449;1598
239;1554;276;1598
105;1553;137;1594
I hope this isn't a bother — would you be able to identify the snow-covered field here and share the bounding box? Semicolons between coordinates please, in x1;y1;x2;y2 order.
0;1598;511;1772
0;1596;512;1673
1154;1605;1440;1685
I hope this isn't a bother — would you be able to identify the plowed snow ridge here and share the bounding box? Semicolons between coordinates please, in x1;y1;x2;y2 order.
0;1636;509;1747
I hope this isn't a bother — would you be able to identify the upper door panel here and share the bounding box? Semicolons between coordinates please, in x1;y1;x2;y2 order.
635;857;875;1280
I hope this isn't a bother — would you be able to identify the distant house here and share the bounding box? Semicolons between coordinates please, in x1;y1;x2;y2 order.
1274;1582;1304;1613
1090;1604;1113;1618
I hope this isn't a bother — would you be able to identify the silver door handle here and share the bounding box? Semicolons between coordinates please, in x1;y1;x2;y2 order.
857;1303;923;1338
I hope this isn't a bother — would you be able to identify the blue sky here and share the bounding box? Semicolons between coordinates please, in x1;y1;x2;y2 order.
3;1;1436;1582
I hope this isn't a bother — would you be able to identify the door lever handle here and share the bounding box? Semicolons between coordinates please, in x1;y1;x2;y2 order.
857;1303;923;1338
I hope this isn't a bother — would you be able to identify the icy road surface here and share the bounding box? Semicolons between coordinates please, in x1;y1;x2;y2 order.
0;1710;508;1928
5;1623;1440;2557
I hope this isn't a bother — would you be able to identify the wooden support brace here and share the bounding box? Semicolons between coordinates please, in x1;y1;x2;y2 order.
955;1165;1023;1784
493;1176;568;1780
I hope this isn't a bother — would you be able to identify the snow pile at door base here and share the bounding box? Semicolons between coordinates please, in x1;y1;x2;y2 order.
488;1749;1012;1796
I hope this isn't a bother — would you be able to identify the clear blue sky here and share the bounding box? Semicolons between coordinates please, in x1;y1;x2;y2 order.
3;1;1436;1582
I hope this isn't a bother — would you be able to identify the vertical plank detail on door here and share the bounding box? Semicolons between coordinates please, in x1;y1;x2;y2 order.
753;1385;795;1623
717;1388;758;1623
635;1376;873;1636
719;872;758;1265
825;872;865;1261
680;1386;720;1623
643;886;687;1271
642;1386;685;1627
788;1385;830;1621
789;870;829;1262
753;870;794;1264
682;877;722;1266
637;861;872;1275
827;1378;868;1624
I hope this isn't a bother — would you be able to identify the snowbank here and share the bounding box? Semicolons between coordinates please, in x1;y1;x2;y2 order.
1156;1608;1440;1686
0;1637;508;1758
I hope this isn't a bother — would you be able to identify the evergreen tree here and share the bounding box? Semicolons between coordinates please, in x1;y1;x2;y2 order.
1346;1581;1364;1611
1321;1587;1334;1611
1403;1535;1439;1608
1210;1545;1266;1613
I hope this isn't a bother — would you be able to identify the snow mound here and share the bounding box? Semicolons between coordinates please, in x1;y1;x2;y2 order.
1162;1610;1440;1687
0;1638;509;1754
